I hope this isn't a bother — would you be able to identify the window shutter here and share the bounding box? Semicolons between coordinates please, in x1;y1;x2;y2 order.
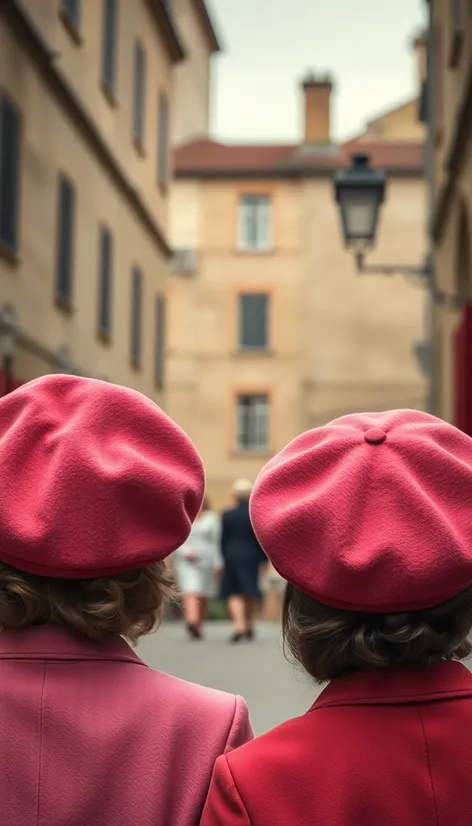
61;0;80;28
102;0;118;92
130;267;143;367
133;42;146;142
98;228;113;337
0;94;21;253
55;175;75;303
239;294;269;349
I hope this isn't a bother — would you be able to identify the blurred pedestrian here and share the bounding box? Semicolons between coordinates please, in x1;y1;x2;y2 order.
220;479;267;643
202;411;472;826
173;497;222;640
0;375;252;826
261;562;285;622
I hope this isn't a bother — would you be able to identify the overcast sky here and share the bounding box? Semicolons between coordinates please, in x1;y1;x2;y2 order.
207;0;426;143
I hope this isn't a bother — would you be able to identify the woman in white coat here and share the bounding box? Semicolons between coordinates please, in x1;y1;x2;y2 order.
173;498;222;639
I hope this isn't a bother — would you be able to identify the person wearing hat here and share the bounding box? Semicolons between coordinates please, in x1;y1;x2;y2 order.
202;410;472;825
0;375;252;826
220;479;267;643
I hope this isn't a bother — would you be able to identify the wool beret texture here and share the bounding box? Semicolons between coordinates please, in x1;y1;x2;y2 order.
250;410;472;613
0;375;205;578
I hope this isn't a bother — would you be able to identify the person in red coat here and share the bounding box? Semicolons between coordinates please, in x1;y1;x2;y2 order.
0;375;252;826
201;410;472;826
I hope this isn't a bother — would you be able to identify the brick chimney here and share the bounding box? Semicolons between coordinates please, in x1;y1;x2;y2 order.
302;71;334;144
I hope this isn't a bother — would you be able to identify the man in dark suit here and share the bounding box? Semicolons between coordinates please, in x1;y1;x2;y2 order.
220;479;267;643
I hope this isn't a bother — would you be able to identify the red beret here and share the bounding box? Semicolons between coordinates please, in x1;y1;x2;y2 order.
0;375;204;578
250;410;472;613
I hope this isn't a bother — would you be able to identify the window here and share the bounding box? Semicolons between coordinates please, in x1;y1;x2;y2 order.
238;195;272;252
236;394;270;453
55;174;75;305
133;41;146;147
238;293;269;350
130;266;143;368
449;0;463;67
157;92;169;188
102;0;118;95
155;294;166;388
0;94;21;255
98;227;113;339
60;0;80;35
432;25;444;143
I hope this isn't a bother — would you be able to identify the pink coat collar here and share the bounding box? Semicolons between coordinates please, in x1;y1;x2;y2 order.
311;660;472;711
0;626;146;666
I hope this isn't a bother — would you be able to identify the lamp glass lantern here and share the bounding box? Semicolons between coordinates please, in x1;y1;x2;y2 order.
335;153;386;248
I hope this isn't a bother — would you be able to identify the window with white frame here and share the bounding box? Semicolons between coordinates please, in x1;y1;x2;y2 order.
238;195;272;251
236;394;270;452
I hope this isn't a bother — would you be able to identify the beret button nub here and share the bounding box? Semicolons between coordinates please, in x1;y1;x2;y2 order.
364;428;387;445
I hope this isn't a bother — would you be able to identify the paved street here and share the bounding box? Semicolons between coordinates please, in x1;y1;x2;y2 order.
138;620;320;735
138;620;472;736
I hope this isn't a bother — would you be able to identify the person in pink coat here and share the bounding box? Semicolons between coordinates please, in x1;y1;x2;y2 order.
0;375;252;826
202;411;472;826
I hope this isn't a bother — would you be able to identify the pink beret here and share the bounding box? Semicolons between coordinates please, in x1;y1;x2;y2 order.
250;410;472;613
0;375;205;578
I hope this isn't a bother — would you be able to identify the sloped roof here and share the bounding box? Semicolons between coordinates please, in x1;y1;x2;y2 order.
173;138;424;177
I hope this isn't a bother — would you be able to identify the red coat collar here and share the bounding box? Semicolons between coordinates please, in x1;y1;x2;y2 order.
311;661;472;711
0;626;146;666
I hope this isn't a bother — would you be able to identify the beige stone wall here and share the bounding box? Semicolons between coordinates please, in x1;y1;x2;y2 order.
0;2;173;404
432;148;472;423
19;0;173;233
170;0;212;145
360;100;425;142
168;179;304;510
168;170;427;510
301;176;427;427
428;0;472;423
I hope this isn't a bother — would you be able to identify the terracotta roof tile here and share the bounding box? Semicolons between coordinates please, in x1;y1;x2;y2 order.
173;140;297;172
173;139;424;176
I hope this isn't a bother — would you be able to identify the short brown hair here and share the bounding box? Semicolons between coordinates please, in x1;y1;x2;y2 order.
282;583;472;684
0;561;174;645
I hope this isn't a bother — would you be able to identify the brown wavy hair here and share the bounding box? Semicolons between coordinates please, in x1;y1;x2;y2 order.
282;584;472;684
0;561;175;645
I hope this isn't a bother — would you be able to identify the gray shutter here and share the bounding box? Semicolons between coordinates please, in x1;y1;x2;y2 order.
98;228;113;336
239;294;268;349
130;267;143;366
102;0;118;92
133;42;146;141
0;94;21;252
55;175;75;302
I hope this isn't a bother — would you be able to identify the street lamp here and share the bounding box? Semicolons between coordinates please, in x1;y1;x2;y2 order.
335;153;386;253
0;304;19;397
334;153;431;279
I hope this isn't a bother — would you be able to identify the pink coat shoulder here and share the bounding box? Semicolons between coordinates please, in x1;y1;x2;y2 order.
136;664;254;753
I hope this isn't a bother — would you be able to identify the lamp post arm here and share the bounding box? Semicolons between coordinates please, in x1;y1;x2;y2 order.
355;250;430;278
355;251;464;310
